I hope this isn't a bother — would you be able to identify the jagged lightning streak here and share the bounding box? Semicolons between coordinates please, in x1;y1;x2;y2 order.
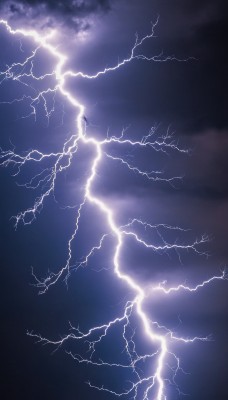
0;18;226;400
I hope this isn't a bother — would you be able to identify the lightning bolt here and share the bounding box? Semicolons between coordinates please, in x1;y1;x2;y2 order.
0;18;226;400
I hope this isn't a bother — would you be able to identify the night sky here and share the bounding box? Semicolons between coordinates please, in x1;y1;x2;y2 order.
1;1;228;399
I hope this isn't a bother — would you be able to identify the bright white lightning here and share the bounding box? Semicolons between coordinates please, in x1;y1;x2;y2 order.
0;18;226;400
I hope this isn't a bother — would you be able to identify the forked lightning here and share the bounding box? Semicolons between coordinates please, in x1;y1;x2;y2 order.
0;18;226;400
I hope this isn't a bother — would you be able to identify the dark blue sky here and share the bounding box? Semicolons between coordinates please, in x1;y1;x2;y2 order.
1;1;228;399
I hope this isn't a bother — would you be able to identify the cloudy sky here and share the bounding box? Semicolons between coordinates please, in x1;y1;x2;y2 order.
1;1;228;399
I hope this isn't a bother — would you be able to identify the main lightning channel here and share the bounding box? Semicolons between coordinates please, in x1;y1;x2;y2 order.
0;19;226;400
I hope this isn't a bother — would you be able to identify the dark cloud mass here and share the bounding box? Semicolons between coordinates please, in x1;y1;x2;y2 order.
8;0;111;14
0;0;112;30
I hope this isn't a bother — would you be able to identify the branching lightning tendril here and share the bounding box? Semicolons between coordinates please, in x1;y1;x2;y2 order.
0;18;226;400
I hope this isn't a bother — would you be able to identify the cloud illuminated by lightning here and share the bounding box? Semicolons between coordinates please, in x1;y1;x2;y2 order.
0;18;226;400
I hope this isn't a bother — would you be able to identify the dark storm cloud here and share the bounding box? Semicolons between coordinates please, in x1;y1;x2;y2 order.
8;0;111;14
0;0;112;30
151;0;228;133
183;6;228;132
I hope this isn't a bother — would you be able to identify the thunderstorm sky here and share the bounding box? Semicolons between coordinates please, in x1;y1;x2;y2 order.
1;1;228;400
